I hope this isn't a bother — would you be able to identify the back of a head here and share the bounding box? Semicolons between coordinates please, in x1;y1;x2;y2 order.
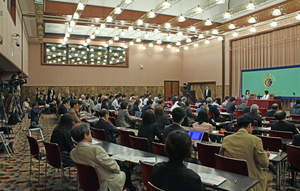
172;107;185;123
154;106;164;118
196;110;209;124
134;100;140;105
225;96;229;100
142;110;156;125
71;123;90;142
115;95;119;99
120;101;128;109
147;100;153;105
250;104;259;113
165;130;192;162
157;99;164;105
181;96;187;102
271;104;279;110
168;96;172;101
102;98;109;105
154;97;159;102
296;99;300;105
200;105;209;113
32;102;37;107
206;97;212;104
243;106;250;113
63;99;69;105
230;97;236;102
99;109;109;117
56;113;74;131
274;110;286;120
265;90;269;94
70;99;78;108
237;115;254;129
242;98;247;104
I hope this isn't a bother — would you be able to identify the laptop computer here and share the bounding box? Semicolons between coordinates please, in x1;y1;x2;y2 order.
189;131;204;145
135;111;142;118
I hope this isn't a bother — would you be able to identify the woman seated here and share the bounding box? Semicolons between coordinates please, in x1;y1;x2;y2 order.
116;102;136;128
261;90;270;100
94;99;102;111
192;110;214;134
132;100;141;113
50;114;76;167
101;98;109;110
155;106;170;133
152;130;204;191
166;96;173;106
138;110;163;152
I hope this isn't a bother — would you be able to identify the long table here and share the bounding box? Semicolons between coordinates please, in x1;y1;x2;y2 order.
234;99;282;110
93;139;259;191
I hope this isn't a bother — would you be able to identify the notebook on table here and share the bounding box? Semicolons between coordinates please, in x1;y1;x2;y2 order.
135;111;142;118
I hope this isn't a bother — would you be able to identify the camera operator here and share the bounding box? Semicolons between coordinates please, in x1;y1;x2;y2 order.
30;103;43;130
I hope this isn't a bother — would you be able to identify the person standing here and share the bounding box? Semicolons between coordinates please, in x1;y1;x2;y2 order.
204;86;211;100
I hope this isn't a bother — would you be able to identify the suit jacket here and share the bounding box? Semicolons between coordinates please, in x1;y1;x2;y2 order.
271;121;299;135
58;104;68;115
204;89;211;99
244;112;262;127
152;160;204;191
156;115;171;133
236;104;247;111
116;109;135;128
208;104;226;122
142;105;152;115
163;124;185;143
68;108;81;123
225;101;235;114
138;123;163;152
48;89;55;96
70;142;125;191
94;118;119;143
292;134;300;146
220;129;273;191
265;110;276;117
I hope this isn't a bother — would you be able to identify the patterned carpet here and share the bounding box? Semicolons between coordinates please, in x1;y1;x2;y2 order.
0;114;299;191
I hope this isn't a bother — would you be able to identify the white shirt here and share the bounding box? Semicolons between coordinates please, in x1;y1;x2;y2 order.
23;101;29;111
144;98;148;105
112;99;119;110
212;102;222;108
261;94;270;100
206;89;208;96
170;101;180;111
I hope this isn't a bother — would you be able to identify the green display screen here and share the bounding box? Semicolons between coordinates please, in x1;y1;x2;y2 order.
241;65;300;98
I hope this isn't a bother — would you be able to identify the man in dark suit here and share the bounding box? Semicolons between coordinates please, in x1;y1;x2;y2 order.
236;98;248;111
172;94;178;104
244;104;262;127
142;100;153;115
94;109;119;143
225;97;236;114
163;107;186;143
48;86;55;96
58;99;70;115
266;104;279;117
204;86;211;100
206;97;226;122
271;110;299;135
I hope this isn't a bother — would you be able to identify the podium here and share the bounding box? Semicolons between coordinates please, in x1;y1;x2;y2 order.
183;90;196;103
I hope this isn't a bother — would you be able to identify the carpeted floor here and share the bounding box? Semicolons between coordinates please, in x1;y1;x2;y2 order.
0;114;299;191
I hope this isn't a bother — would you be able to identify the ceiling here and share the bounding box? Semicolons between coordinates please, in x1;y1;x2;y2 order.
19;0;300;47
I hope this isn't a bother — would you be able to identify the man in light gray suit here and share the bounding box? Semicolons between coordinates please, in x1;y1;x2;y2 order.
70;123;135;191
236;98;248;111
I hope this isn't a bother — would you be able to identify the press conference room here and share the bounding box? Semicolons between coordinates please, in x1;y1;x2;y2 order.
1;0;300;190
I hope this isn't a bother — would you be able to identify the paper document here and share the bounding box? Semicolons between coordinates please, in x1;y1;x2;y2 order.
111;154;132;162
91;139;100;145
198;173;226;186
269;154;277;160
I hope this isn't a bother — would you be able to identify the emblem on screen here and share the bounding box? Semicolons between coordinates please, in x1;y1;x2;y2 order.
264;77;273;88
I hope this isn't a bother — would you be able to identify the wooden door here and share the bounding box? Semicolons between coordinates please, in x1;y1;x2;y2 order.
164;81;179;101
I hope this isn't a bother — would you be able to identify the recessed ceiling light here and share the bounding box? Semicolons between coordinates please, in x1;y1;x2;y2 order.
186;37;191;43
195;6;203;14
94;29;100;34
149;43;153;47
212;29;218;34
270;21;277;27
223;12;231;19
176;48;180;52
137;19;143;26
124;0;132;4
63;37;68;42
247;2;255;10
87;39;91;43
129;41;134;46
114;7;122;14
106;16;113;23
250;27;256;32
228;24;235;29
167;44;172;48
232;32;238;37
205;40;210;44
216;0;226;4
248;17;256;23
205;19;212;26
218;36;224;41
120;30;126;37
70;20;75;26
176;41;181;46
159;47;164;51
184;46;188;50
109;40;113;44
128;26;134;31
67;27;72;33
104;44;108;47
177;31;183;36
189;26;196;31
148;10;156;18
296;12;300;20
124;44;128;48
198;34;204;38
194;43;198;47
165;35;171;41
143;33;150;39
136;37;141;42
157;39;162;44
73;12;79;19
114;36;119;41
165;23;171;29
178;15;186;22
272;9;281;16
162;1;171;9
90;34;95;39
154;29;160;33
77;3;84;10
142;46;146;50
100;24;106;29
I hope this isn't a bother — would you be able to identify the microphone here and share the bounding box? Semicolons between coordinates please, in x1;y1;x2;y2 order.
293;92;296;95
186;92;192;98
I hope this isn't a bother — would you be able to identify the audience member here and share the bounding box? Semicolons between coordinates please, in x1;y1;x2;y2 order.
155;106;170;133
244;104;262;127
138;110;163;152
192;110;213;134
38;95;46;106
182;99;196;127
142;100;153;115
163;107;186;142
212;98;222;108
195;98;202;108
56;93;62;105
220;115;272;191
152;130;204;191
23;97;31;112
68;99;86;123
271;110;299;134
128;100;134;114
204;86;211;100
225;97;236;114
116;102;135;128
139;95;145;111
152;97;159;109
236;98;248;111
266;104;279;117
50;114;75;167
90;96;96;110
167;96;173;106
172;94;178;104
290;99;300;115
112;95;120;110
58;99;70;115
222;96;230;106
94;109;120;143
70;123;135;191
48;86;55;96
107;95;114;110
207;97;226;122
30;103;43;130
243;106;250;114
200;105;216;127
94;99;102;111
101;98;109;110
132;100;141;113
70;93;76;99
170;101;182;111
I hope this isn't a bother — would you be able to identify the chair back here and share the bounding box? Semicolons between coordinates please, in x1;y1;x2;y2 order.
224;131;234;137
197;142;221;168
215;154;249;176
286;145;300;170
203;132;209;142
208;112;215;120
250;94;256;99
257;135;283;151
75;163;100;191
148;181;164;191
43;141;62;168
152;142;167;157
220;108;227;112
269;130;293;139
233;124;239;132
140;161;154;190
119;129;135;147
253;121;258;127
94;110;100;117
91;128;107;141
234;110;244;118
27;135;40;158
111;112;118;120
109;117;117;126
265;117;275;122
290;115;300;120
129;135;150;152
259;108;267;117
269;94;275;100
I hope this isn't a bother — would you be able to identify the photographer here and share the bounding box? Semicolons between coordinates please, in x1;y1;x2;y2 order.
30;103;43;130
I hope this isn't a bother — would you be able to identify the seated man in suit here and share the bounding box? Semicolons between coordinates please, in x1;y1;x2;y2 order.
220;115;273;191
271;110;299;135
222;96;230;106
266;104;279;117
290;99;300;115
236;98;248;111
142;100;153;115
70;123;135;191
206;97;226;122
94;109;120;143
58;99;70;115
225;97;236;114
244;104;262;127
163;107;186;143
